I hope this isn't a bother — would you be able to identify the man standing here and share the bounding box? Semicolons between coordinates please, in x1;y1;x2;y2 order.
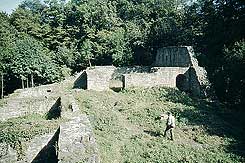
162;112;175;140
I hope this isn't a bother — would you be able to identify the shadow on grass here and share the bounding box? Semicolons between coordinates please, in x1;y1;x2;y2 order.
160;88;197;107
163;89;245;158
144;130;162;137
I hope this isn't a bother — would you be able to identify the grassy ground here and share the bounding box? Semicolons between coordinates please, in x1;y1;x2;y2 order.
74;87;245;163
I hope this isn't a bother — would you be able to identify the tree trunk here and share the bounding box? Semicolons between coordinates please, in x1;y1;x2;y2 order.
1;73;3;99
22;78;24;89
88;59;92;67
31;74;34;87
26;77;29;88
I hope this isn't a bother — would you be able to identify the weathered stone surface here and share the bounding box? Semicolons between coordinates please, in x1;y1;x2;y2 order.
31;128;60;163
86;66;116;91
123;67;188;88
154;46;191;67
0;97;57;121
12;83;61;98
58;95;99;163
73;46;210;98
121;46;210;97
0;82;65;121
187;46;210;97
0;143;17;163
112;66;152;80
0;76;99;163
17;129;58;163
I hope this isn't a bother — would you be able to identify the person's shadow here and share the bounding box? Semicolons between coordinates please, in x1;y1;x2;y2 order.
144;130;162;137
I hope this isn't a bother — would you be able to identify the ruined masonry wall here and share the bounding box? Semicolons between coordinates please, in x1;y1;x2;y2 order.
0;84;61;121
78;46;210;97
86;66;116;91
123;67;188;88
187;46;210;86
154;46;191;67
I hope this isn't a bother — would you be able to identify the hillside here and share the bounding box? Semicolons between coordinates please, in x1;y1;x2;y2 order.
74;87;245;163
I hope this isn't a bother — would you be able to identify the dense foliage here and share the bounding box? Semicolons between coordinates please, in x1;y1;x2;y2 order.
0;0;244;109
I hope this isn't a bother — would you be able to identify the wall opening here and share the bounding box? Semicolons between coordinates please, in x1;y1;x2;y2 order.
109;80;123;92
176;74;188;92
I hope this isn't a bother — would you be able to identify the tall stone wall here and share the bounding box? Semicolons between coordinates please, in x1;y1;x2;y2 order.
152;46;210;97
187;47;210;87
154;46;191;67
123;67;188;88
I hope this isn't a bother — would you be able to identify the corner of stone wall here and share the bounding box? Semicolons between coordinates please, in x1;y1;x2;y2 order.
187;47;211;98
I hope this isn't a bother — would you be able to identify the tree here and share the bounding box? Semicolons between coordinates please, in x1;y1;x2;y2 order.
223;40;245;107
186;0;245;108
10;36;62;88
0;12;17;97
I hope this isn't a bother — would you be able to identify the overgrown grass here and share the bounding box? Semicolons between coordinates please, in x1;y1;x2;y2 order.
0;114;63;160
74;87;245;163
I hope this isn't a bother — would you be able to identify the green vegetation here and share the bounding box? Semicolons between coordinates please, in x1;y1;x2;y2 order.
0;114;63;160
75;87;245;163
0;0;244;109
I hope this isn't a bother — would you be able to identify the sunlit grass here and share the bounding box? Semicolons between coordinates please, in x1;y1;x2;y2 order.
74;87;245;163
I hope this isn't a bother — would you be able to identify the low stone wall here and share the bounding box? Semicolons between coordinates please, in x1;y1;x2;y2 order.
0;75;79;121
0;94;100;163
79;66;154;91
25;128;60;163
123;67;188;88
0;97;58;121
0;83;63;121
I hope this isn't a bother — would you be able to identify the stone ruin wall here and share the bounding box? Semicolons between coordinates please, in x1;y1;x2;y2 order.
157;46;210;87
75;46;210;97
76;66;153;91
86;66;117;91
123;67;188;88
0;84;62;121
154;46;191;67
0;85;99;163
